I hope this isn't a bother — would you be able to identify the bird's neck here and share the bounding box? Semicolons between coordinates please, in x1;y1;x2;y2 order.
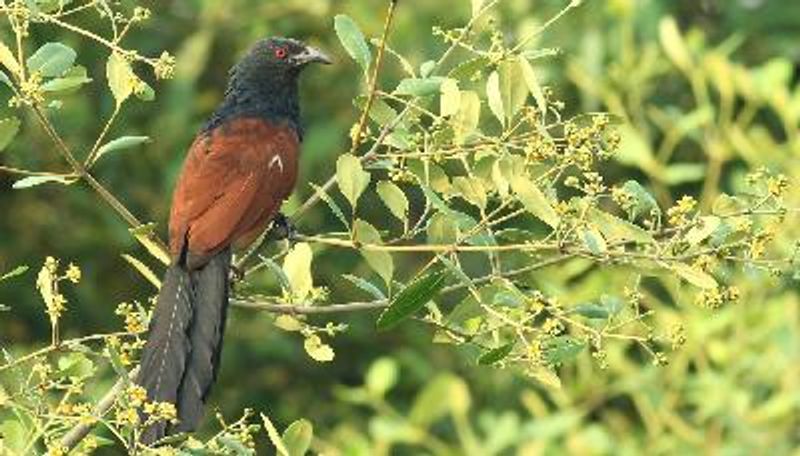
203;74;302;137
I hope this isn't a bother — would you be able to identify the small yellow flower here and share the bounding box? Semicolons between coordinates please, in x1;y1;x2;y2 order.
127;385;148;407
65;263;81;283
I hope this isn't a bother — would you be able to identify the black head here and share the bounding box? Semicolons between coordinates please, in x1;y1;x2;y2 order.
233;37;331;83
206;37;329;135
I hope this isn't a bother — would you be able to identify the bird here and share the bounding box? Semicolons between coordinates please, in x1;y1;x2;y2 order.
135;37;331;445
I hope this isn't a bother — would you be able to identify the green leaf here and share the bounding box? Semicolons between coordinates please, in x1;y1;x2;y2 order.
282;243;314;301
26;42;76;77
685;216;721;246
334;14;371;73
663;163;707;185
219;435;255;455
419;60;436;78
477;343;514;365
0;41;21;77
615;124;661;177
574;303;609;319
673;264;718;289
0;420;26;453
262;414;290;456
12;174;75;189
41;65;91;92
486;70;504;126
587;208;655;244
121;254;161;289
518;55;547;119
304;334;335;362
395;77;446;96
0;265;28;281
377;269;446;330
366;357;398;396
310;183;349;229
343;274;386;300
107;52;136;105
336;153;371;209
0;117;21;152
439;78;460;117
544;336;586;365
135;80;155;101
427;212;459;245
582;228;607;255
0;69;12;89
57;352;94;379
659;16;692;72
282;419;313;456
620;180;660;219
453;176;487;211
510;174;560;228
409;374;471;426
376;181;408;222
95;135;150;162
497;59;529;123
353;219;393;286
451;90;481;143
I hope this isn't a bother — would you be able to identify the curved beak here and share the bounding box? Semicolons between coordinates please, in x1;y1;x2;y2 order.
295;45;332;65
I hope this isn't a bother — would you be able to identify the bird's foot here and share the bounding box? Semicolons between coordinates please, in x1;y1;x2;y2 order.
267;213;297;242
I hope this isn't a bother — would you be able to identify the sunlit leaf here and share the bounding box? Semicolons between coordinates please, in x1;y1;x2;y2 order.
620;180;660;220
366;357;398;396
262;414;290;456
377;269;446;330
121;254;161;289
453;176;487;211
518;55;547;119
336;153;371;209
451;90;481;143
107;52;137;105
439;78;460;117
659;16;692;72
282;243;314;301
95;135;150;162
354;219;393;286
376;181;409;222
486;70;504;126
334;14;371;73
0;41;21;77
685;216;721;246
0;265;28;281
395;77;446;96
304;334;335;362
673;263;717;289
588;208;655;244
12;174;75;189
510;174;560;228
544;336;585;365
282;419;313;456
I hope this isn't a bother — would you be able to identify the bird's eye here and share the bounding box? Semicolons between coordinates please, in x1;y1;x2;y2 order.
274;47;287;59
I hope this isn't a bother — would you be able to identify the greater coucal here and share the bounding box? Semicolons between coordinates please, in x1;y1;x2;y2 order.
136;37;330;444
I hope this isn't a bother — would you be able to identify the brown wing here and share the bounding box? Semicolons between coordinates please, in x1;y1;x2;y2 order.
169;117;300;267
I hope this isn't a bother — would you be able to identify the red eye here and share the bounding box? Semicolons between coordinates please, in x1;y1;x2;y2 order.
274;47;287;59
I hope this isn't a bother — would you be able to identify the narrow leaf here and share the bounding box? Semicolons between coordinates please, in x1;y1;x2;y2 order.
518;55;547;118
95;136;150;162
121;254;161;289
477;343;514;365
261;414;290;456
673;264;718;289
377;269;446;330
486;70;504;126
107;52;136;105
12;174;74;189
0;265;28;281
0;42;21;77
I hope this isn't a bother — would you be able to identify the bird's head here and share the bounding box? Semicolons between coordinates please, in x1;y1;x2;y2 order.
232;37;331;86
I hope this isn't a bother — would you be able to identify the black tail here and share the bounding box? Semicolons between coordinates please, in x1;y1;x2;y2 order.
137;250;231;445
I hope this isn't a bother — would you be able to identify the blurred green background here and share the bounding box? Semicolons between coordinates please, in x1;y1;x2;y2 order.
2;0;799;453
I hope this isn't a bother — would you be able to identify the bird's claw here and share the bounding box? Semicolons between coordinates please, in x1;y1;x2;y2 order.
229;264;245;283
267;213;297;242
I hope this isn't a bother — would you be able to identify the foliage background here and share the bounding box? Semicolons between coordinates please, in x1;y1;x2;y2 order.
1;0;799;454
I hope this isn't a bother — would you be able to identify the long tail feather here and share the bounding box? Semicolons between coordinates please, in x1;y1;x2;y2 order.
136;250;231;445
175;250;231;432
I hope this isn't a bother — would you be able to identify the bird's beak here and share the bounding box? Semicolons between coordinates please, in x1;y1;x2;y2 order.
295;45;332;65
